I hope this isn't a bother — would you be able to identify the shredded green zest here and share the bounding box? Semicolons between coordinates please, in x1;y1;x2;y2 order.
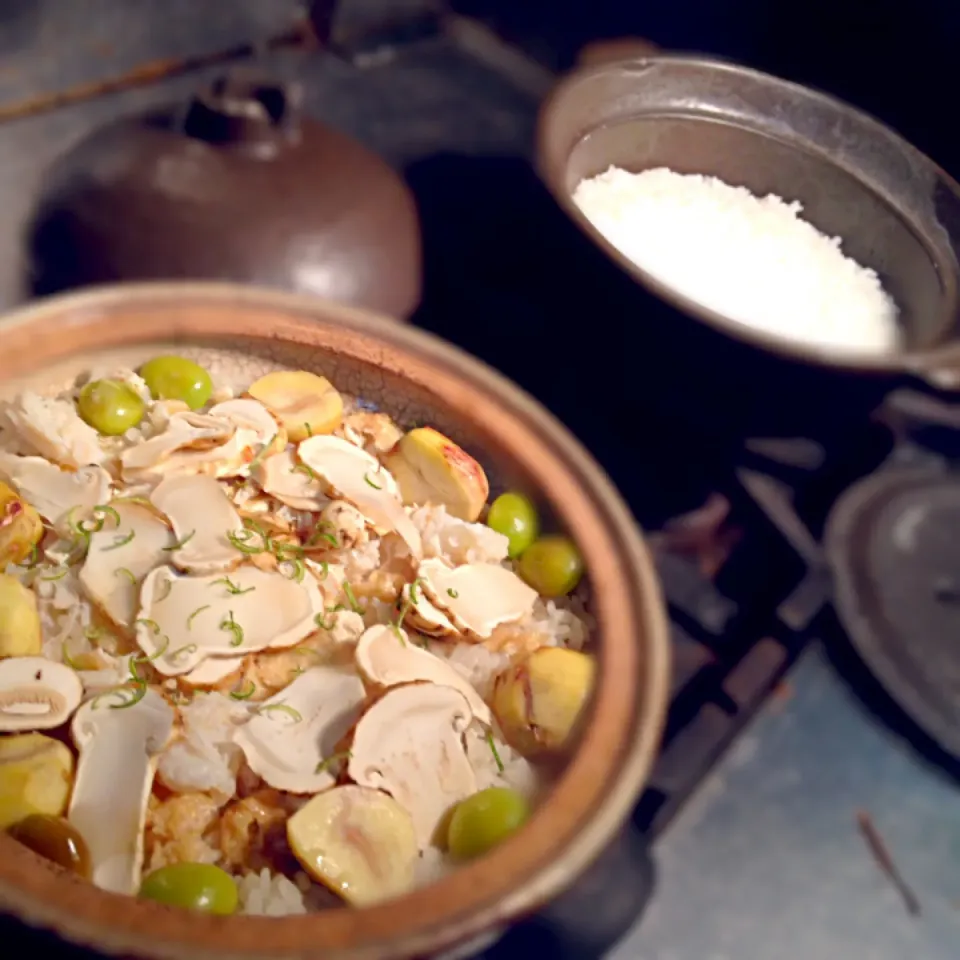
77;504;120;535
307;524;338;549
486;730;505;773
169;643;199;662
110;495;152;509
115;567;137;584
93;682;147;710
212;576;255;596
154;578;173;603
229;682;257;701
135;618;161;634
138;637;169;662
314;611;337;631
220;611;244;647
61;641;85;671
447;588;459;598
342;581;363;614
163;530;196;551
248;443;270;470
363;472;382;490
83;625;106;641
187;605;210;629
39;566;68;582
102;529;136;551
409;579;423;605
22;545;41;569
257;702;303;723
292;462;317;481
314;750;352;775
228;520;272;555
280;557;305;583
92;504;121;527
304;422;313;437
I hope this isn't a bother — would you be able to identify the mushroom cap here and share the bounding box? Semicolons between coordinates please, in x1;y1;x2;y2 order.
120;411;233;476
400;582;456;638
355;625;491;725
79;502;175;630
0;454;112;528
234;666;366;793
136;565;324;675
0;657;83;732
298;435;422;557
4;392;107;468
418;559;537;639
254;449;328;512
149;474;244;575
69;687;175;894
348;683;477;848
181;654;246;688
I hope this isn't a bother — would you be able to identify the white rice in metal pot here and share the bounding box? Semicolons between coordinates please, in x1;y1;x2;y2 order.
573;166;901;354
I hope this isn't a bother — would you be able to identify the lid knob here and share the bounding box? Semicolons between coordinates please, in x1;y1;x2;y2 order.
182;73;302;157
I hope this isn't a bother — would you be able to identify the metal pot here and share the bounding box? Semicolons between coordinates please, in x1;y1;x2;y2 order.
537;55;960;441
27;72;422;320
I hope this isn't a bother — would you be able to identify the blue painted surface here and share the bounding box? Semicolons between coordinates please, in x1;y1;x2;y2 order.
615;642;960;960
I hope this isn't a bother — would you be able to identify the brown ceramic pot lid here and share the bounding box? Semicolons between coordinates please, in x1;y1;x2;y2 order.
825;467;960;759
28;72;421;319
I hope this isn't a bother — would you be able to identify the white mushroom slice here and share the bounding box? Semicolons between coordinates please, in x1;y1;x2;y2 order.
69;688;174;895
419;559;537;640
209;398;279;448
400;581;456;638
0;657;83;731
120;412;234;475
3;392;107;468
355;625;491;725
0;454;112;527
234;666;366;793
149;475;244;575
79;503;174;630
318;501;369;550
181;655;246;687
287;785;418;907
348;684;476;848
254;449;327;512
137;566;324;675
299;436;422;558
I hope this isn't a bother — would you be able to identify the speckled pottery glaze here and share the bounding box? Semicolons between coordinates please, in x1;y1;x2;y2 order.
0;283;670;960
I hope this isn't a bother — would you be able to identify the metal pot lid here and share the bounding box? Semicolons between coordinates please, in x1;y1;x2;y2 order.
27;71;421;319
825;465;960;759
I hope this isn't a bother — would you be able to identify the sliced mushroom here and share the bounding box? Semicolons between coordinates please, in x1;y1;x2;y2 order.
181;654;246;688
418;559;537;640
136;565;324;675
316;609;366;646
356;625;490;723
120;411;234;476
234;666;365;793
149;475;244;575
0;454;112;528
254;448;328;512
347;683;476;848
0;658;83;731
341;412;404;456
208;398;280;447
69;688;174;894
317;501;368;551
3;392;107;468
287;784;418;907
383;427;489;522
79;503;175;630
399;581;456;638
299;436;421;558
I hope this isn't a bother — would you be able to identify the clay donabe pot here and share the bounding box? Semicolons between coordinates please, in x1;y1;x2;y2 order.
537;55;960;443
0;282;669;960
28;74;421;320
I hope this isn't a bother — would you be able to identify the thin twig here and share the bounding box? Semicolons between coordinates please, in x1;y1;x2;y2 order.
856;809;921;917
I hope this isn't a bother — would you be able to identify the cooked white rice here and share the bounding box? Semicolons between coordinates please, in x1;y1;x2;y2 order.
573;166;900;354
